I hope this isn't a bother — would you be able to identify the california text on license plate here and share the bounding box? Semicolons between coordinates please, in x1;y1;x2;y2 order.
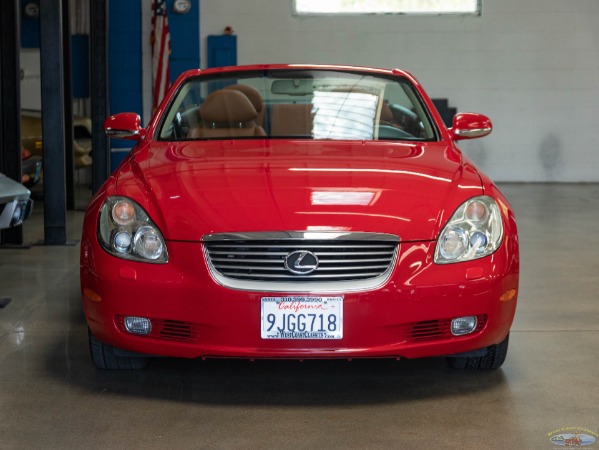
261;297;343;339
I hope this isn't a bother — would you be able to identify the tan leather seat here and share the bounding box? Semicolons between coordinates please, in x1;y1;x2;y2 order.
271;104;313;136
188;90;266;138
379;101;395;125
225;84;265;127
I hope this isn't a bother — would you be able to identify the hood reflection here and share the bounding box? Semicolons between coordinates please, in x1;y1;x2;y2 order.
311;190;379;206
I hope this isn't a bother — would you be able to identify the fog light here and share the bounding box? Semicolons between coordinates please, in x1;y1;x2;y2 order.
124;316;152;335
451;316;477;336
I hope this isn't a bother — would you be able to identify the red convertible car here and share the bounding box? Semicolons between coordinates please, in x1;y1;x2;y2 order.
80;64;519;370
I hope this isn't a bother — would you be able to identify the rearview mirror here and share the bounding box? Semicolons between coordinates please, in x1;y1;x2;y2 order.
452;113;492;140
104;113;145;140
271;79;316;96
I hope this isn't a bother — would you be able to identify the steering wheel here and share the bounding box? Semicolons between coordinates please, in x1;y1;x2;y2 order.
172;112;184;139
377;125;415;140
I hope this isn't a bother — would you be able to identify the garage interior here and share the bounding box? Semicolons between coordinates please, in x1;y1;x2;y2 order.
1;1;598;449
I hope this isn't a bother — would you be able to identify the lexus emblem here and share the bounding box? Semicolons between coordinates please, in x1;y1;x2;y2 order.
284;250;319;275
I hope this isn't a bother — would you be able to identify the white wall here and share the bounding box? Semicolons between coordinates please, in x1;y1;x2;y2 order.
200;0;599;182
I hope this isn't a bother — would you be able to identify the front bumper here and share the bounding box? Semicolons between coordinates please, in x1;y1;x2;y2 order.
81;227;519;360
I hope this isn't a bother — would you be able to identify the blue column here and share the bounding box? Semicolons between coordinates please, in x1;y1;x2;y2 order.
107;0;199;172
108;0;143;171
169;0;200;80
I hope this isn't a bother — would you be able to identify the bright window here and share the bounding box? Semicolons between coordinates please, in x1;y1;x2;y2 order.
294;0;480;15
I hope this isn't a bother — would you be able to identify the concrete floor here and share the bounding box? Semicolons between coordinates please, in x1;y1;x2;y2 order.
0;184;597;449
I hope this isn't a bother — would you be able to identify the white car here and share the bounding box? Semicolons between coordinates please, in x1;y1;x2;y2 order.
0;173;33;229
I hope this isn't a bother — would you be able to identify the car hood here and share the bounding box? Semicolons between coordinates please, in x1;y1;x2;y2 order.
115;140;482;242
0;173;31;203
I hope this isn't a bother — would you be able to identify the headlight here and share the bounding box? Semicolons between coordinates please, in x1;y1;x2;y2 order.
98;196;168;263
434;196;503;264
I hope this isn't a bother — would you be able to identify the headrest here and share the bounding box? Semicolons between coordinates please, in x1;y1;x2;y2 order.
200;90;258;124
225;84;263;113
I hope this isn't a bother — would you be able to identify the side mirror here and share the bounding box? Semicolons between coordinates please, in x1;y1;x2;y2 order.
452;113;492;140
104;113;145;140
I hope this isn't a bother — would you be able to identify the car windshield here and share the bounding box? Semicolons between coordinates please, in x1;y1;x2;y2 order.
158;69;437;142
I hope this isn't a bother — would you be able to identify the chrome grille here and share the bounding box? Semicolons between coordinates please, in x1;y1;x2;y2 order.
203;232;399;292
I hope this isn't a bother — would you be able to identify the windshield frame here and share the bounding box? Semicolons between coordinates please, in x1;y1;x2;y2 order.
155;68;440;143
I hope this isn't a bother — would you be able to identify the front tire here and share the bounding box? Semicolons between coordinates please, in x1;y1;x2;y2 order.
88;329;150;370
447;333;509;370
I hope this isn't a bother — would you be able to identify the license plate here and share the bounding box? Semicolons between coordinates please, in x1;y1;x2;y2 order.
261;297;343;339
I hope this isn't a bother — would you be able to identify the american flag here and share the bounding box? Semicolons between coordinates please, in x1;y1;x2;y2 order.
151;0;171;111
